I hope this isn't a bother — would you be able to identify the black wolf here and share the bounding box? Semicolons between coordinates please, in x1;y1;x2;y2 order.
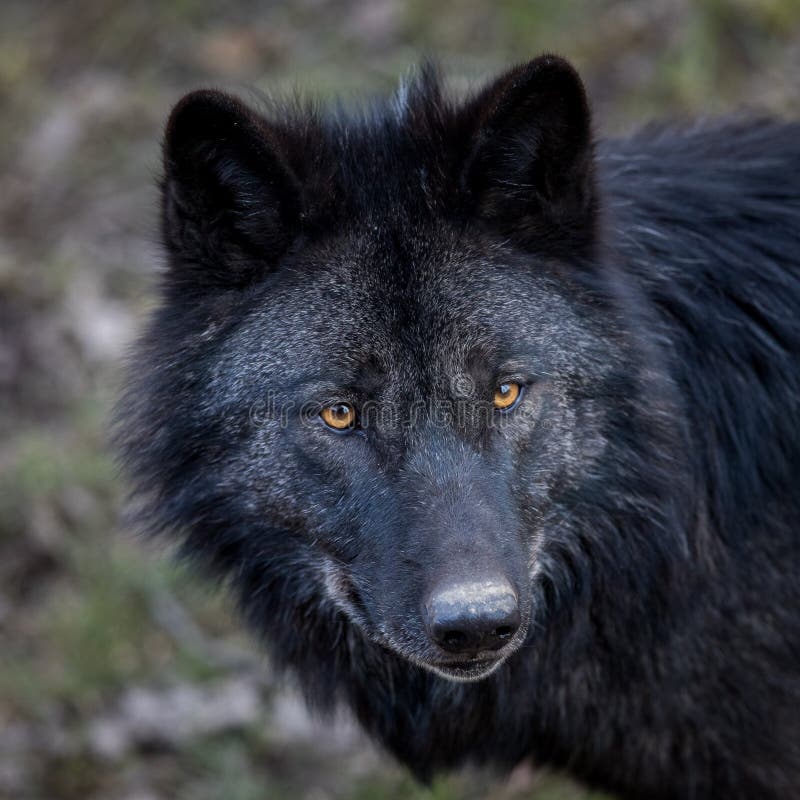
116;56;800;799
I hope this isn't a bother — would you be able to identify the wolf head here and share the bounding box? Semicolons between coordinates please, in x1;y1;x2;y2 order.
117;56;687;690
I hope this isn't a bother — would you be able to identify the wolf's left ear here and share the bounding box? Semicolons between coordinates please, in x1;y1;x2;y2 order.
461;55;597;257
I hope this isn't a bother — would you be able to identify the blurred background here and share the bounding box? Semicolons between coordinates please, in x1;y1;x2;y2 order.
0;1;798;798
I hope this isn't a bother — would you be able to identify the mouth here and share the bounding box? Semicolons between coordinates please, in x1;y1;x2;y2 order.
426;655;508;682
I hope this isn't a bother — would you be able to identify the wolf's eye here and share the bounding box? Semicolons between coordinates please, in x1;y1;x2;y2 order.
493;382;522;412
320;403;356;431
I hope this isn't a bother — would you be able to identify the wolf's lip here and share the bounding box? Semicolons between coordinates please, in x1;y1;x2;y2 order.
428;656;502;680
437;662;496;674
433;655;497;669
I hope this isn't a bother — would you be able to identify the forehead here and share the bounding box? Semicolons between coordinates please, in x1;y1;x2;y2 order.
225;222;589;391
281;227;541;358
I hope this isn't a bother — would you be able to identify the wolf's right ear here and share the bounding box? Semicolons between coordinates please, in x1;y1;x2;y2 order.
161;90;301;293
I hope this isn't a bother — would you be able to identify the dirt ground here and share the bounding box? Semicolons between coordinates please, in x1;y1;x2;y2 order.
1;2;798;798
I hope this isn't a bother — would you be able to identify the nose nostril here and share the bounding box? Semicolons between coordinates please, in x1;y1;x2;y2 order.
494;625;513;640
443;630;467;649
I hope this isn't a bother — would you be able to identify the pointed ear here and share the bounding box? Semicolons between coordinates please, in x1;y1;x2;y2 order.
161;89;301;293
462;55;597;257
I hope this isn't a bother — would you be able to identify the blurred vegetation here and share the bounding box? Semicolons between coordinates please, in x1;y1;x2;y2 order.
0;1;798;798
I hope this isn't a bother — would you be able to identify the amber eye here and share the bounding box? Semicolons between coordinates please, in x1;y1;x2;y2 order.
493;381;522;412
320;403;356;431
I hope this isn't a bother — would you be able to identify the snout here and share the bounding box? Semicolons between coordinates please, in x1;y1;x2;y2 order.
424;577;521;659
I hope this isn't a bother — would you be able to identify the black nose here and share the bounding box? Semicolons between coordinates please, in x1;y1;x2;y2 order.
425;578;521;657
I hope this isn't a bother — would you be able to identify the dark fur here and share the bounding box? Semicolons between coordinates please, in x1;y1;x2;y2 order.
115;57;800;799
